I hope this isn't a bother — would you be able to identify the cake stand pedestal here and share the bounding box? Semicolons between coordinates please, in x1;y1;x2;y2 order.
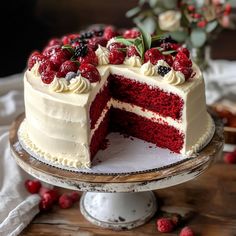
9;114;224;230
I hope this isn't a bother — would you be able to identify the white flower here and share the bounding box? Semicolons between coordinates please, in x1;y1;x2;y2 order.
158;10;181;32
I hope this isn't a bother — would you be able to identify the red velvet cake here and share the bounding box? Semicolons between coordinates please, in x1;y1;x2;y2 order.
20;25;215;168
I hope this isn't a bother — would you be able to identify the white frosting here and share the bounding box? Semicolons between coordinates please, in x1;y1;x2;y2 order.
156;60;170;67
95;45;109;65
124;56;142;67
50;78;69;93
68;75;91;94
140;61;158;76
22;61;214;168
163;69;185;85
30;62;40;77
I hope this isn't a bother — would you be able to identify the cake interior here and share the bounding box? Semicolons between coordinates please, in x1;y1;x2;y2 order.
89;74;185;159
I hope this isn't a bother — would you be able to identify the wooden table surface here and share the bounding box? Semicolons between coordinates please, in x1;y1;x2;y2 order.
19;152;236;236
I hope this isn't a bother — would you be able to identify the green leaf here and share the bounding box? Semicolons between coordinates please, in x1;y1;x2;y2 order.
135;21;152;50
206;21;218;33
169;31;188;42
141;16;157;34
162;50;176;55
162;0;178;9
135;39;145;60
190;29;207;48
115;37;134;46
62;44;74;54
126;6;142;18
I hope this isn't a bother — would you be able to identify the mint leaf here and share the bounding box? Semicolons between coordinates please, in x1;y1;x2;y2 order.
114;37;134;46
162;50;176;55
62;44;74;54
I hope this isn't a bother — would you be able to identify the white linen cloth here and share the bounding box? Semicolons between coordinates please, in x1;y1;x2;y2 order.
0;60;236;235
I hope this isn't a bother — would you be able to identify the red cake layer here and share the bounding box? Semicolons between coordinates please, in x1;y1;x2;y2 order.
109;74;184;120
110;108;184;153
89;84;110;129
90;109;110;159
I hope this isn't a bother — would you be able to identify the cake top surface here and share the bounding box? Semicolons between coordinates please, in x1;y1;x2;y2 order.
25;25;203;105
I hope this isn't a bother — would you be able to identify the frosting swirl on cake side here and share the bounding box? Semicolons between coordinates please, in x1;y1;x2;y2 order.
68;75;91;94
124;56;142;67
50;78;69;92
95;45;110;65
163;70;185;85
140;61;158;76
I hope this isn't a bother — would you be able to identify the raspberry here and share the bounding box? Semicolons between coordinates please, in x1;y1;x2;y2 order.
164;54;174;66
88;37;107;50
58;194;73;209
38;60;56;74
177;47;190;58
187;5;195;12
160;43;180;51
127;46;139;57
175;52;192;67
103;26;118;40
25;179;42;194
158;66;171;76
39;186;51;197
224;152;236;164
123;29;140;39
173;62;193;80
42;45;61;58
48;38;62;47
144;48;164;65
68;191;80;203
179;226;195;236
41;70;56;84
107;42;126;52
109;49;125;65
79;63;101;83
61;34;80;45
49;49;71;69
28;51;45;70
156;218;174;233
77;47;98;66
39;192;54;211
57;60;78;77
47;189;59;203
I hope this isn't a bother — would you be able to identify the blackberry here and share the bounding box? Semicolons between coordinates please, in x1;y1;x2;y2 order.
152;35;177;47
79;31;94;39
74;45;88;57
71;37;87;45
157;66;171;77
94;29;104;37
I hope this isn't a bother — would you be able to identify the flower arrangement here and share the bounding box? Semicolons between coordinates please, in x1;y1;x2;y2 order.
126;0;233;69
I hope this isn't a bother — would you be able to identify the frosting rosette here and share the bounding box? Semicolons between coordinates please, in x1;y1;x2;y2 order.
68;75;91;94
124;56;142;67
140;61;157;76
95;45;110;65
50;78;69;93
163;69;185;85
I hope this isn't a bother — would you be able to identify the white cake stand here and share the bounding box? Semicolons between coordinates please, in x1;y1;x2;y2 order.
9;114;224;230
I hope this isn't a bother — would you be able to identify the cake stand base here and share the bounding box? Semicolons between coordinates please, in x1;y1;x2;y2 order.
80;191;157;230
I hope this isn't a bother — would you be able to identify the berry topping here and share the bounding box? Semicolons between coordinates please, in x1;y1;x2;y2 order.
42;45;61;58
39;192;54;211
127;46;139;57
175;52;192;67
70;38;87;48
156;218;174;233
27;51;45;70
79;63;101;83
88;37;108;51
38;60;56;74
179;226;195;236
123;29;140;39
25;179;42;194
144;48;165;65
79;31;94;39
177;47;190;58
74;44;88;57
160;42;180;51
164;54;174;66
68;191;80;203
173;62;193;80
93;29;104;37
65;71;77;81
77;47;98;66
224;152;236;164
109;49;126;65
48;38;62;47
58;193;73;209
41;70;56;84
103;25;118;40
61;34;80;45
158;66;171;76
49;49;71;69
57;60;78;77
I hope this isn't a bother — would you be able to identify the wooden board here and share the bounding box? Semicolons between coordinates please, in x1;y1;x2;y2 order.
10;114;224;185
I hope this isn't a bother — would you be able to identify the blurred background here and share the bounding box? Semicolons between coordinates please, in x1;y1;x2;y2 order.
0;0;235;77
